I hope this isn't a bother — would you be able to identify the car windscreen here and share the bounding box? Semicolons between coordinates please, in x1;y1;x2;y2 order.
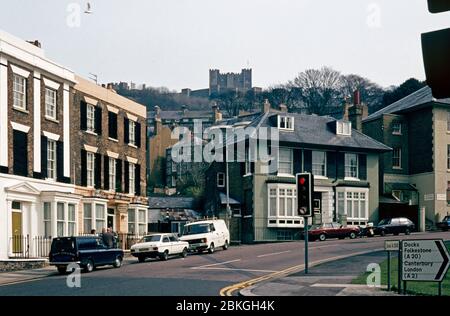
51;238;76;252
183;224;210;235
378;219;390;225
142;235;161;243
444;216;450;222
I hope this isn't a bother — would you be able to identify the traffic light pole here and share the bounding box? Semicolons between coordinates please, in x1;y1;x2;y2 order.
304;217;309;274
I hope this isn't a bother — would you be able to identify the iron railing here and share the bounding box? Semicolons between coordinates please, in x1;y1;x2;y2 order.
9;235;52;259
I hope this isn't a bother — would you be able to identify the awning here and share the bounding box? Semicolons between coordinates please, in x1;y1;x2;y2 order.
385;182;418;191
379;195;408;205
219;193;241;205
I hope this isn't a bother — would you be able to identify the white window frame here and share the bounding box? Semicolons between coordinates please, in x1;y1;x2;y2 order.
95;204;106;232
47;140;57;180
57;202;66;237
109;158;116;192
87;152;95;187
138;209;147;236
68;204;76;236
267;184;302;228
245;147;252;175
345;153;359;180
392;147;402;169
392;122;402;135
278;116;294;131
45;88;57;120
312;151;327;178
83;201;107;234
337;121;352;136
43;202;52;238
278;148;293;176
128;209;136;234
13;74;27;110
217;172;225;188
87;104;95;132
129;163;136;195
129;120;136;146
336;188;369;224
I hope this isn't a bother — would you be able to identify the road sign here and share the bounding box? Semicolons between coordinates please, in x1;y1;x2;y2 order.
385;240;400;252
401;240;450;282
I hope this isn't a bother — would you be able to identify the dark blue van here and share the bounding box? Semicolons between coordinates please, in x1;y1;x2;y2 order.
49;236;124;274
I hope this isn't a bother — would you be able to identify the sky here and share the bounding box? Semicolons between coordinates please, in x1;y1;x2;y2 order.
0;0;449;91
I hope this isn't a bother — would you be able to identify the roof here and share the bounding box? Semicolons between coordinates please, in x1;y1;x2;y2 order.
148;110;214;121
149;197;196;209
75;76;147;118
219;193;241;205
364;86;450;122
234;111;391;152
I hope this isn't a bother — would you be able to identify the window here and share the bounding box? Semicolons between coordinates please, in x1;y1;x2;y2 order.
336;189;368;222
47;140;56;180
109;158;116;192
45;88;57;119
447;182;450;205
278;116;294;131
43;202;51;238
128;209;136;234
392;148;402;169
268;185;298;225
138;210;146;235
245;147;252;175
57;203;65;237
87;104;95;132
392;122;402;135
95;204;105;232
278;148;293;175
13;74;26;110
217;172;225;187
129;121;136;145
312;151;327;177
129;163;135;195
83;203;92;233
87;152;95;187
68;204;76;236
337;121;351;136
345;153;358;179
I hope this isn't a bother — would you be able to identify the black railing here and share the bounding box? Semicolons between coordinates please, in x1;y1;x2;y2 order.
9;235;52;259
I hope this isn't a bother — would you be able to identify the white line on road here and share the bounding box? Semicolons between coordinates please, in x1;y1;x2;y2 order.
257;250;292;258
192;259;241;269
193;267;277;273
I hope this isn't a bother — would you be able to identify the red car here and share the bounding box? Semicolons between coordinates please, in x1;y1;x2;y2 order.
307;223;360;241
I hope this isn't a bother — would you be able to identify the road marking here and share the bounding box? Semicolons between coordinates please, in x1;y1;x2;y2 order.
193;267;277;273
257;250;291;258
219;248;384;296
311;283;371;288
192;259;241;269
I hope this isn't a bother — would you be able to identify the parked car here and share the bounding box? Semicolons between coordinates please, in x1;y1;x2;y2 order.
374;217;415;236
130;233;189;262
359;223;375;238
180;219;230;253
437;216;450;231
307;222;360;241
49;236;124;274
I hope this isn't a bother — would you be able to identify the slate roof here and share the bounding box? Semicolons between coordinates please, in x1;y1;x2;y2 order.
149;197;196;209
364;86;450;122
147;110;214;120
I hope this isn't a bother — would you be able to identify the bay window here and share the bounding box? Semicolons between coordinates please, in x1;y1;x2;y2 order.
57;202;65;237
336;188;368;225
43;202;51;238
68;204;76;236
268;184;302;228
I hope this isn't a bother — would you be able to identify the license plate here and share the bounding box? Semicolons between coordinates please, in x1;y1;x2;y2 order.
139;248;150;252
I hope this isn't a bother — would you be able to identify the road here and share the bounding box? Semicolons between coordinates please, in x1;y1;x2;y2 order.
0;232;448;296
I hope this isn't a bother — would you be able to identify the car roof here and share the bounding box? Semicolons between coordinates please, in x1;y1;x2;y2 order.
185;220;224;226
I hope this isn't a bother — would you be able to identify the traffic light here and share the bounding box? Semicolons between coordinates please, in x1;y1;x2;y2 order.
297;173;313;217
427;0;450;13
422;1;450;99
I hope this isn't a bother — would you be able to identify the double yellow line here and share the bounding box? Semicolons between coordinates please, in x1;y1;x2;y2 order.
220;248;383;296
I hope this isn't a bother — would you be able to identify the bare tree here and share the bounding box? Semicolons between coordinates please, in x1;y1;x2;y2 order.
340;74;384;110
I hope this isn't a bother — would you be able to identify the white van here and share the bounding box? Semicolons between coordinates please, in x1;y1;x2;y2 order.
180;220;230;253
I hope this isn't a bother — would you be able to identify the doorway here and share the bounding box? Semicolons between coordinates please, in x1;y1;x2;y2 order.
11;201;23;253
107;208;115;231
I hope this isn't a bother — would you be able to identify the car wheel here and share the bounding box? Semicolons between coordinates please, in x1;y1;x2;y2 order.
113;256;122;268
57;266;67;275
380;230;386;237
405;229;411;235
208;243;215;254
84;260;94;273
138;256;146;263
319;234;326;242
180;248;188;258
223;241;229;250
160;250;169;261
349;232;357;239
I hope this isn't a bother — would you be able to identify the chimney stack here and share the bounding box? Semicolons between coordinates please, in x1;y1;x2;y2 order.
211;102;222;123
154;106;162;135
348;90;368;132
279;104;288;113
353;89;361;106
27;40;41;48
263;99;271;113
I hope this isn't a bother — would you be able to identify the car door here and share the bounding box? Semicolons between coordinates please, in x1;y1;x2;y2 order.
169;235;181;254
162;235;172;254
210;223;221;246
390;218;400;234
95;238;109;265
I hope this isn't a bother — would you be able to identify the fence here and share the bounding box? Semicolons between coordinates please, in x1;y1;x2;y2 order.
9;235;52;259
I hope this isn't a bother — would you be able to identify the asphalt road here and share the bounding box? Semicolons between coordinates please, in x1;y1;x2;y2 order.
0;231;448;296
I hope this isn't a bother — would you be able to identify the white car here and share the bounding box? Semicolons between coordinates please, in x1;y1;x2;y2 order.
180;220;230;254
130;233;189;262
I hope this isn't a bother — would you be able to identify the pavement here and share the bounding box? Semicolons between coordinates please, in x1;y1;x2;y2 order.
240;251;400;296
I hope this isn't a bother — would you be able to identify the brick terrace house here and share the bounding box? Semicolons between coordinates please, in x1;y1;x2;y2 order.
72;76;148;236
362;86;450;228
205;104;390;243
0;31;81;259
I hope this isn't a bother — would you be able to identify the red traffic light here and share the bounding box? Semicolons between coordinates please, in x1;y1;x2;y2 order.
299;177;306;185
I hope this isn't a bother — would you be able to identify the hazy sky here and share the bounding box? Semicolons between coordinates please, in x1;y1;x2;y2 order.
1;0;449;90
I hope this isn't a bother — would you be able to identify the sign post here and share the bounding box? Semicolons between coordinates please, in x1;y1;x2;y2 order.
401;239;450;296
384;240;400;291
296;173;313;275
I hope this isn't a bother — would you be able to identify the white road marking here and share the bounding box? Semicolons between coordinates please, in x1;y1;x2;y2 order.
311;283;377;288
192;259;241;269
257;250;292;258
194;267;277;273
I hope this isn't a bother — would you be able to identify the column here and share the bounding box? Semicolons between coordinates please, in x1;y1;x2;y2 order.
29;202;38;257
52;201;57;238
0;56;8;168
63;84;70;178
5;200;13;258
0;197;10;259
33;72;41;174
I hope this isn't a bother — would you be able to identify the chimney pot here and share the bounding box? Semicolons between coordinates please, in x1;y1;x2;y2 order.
353;90;361;106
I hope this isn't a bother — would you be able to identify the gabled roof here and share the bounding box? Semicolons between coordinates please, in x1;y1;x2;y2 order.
364;86;450;122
